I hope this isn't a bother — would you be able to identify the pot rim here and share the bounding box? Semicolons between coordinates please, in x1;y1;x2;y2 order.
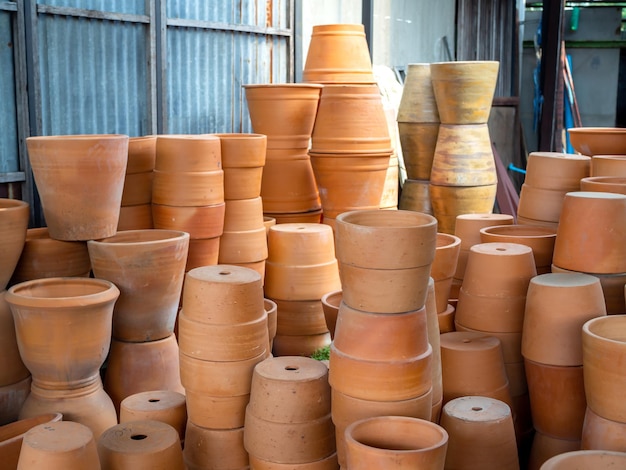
6;277;119;308
88;229;190;247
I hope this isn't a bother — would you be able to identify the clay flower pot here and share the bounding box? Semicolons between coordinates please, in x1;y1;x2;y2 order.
302;24;375;84
0;291;29;388
0;412;62;469
568;127;626;156
430;60;500;125
541;450;626;469
580;176;626;195
581;406;626;451
344;416;448;470
88;229;189;342
554;192;626;274
429;183;498;235
216;133;266;200
399;178;433;214
528;431;581;470
118;204;153;231
0;198;29;291
152;169;224;207
321;290;342;339
431;233;461;313
582;315;626;423
183;422;249;470
0;376;31;426
26;134;129;241
397;63;440;123
119;390;187;443
524;151;590;190
591;155;626;176
155;134;221;172
97;420;184;470
17;421;101;469
151;203;225;240
335;209;438;313
6;277;119;388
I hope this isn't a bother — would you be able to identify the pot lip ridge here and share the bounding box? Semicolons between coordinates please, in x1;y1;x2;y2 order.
6;277;120;308
87;229;190;247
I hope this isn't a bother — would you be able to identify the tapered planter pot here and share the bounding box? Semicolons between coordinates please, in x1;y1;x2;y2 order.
0;198;30;291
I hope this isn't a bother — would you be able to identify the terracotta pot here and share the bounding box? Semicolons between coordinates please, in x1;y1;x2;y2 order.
26;134;129;241
397;63;440;123
20;376;116;439
10;228;91;285
524;151;590;190
152;202;225;239
88;229;189;342
219;197;267;263
127;136;156;174
345;416;448;470
261;149;321;214
121;171;153;206
183;422;249;470
567;127;626;156
184;392;250;430
440;332;513;409
274;299;329;336
265;261;340;302
581;406;626;451
429;183;498;235
524;358;587;440
399;178;433;214
335;209;437;312
0;198;29;291
517;184;569;224
119;390;187;443
244;84;322;149
515;214;559;230
580;176;626;195
152;169;224;206
440;396;519;470
528;431;580;470
0;412;62;470
217;133;266;200
271;332;332;357
266;209;323;224
6;277;118;387
17;421;100;469
455;322;523;364
591;155;626;176
263;216;276;235
118;203;154;230
155;134;221;172
480;224;557;274
302;24;374;84
437;303;456;334
430;60;500;125
310;85;392;154
0;291;29;387
331;388;433;467
551;264;626;315
582;315;626;422
268;222;335;266
455;290;527;333
97;420;184;470
541;450;626;469
397;123;440;181
321;290;342;339
185;237;221;270
522;273;606;366
554;191;626;274
431;233;461;313
104;334;184;413
430;124;497;186
0;376;31;426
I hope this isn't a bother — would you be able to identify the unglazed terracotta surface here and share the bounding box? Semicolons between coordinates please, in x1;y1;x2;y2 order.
568;127;626;156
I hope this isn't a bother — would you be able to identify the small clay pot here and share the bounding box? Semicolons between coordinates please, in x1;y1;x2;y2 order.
267;223;336;266
17;421;100;470
151;203;225;239
183;422;249;470
398;178;433;214
152;169;224;206
580;176;626;195
540;450;626;469
455;322;523;364
524;151;590;190
184;391;250;430
119;390;187;443
264;298;278;350
321;290;342;339
265;261;341;302
517;184;570;224
431;233;461;313
217;133;266;200
567;127;626;156
344;416;448;470
591;155;626;176
0;198;30;291
0;412;62;469
155;134;221;172
97;420;184;470
440;396;519;470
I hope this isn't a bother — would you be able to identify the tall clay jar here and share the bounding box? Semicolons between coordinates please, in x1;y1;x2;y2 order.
26;134;129;241
88;229;190;342
0;198;30;291
344;416;448;470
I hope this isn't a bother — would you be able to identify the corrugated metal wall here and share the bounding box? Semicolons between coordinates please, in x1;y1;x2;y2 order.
0;0;292;223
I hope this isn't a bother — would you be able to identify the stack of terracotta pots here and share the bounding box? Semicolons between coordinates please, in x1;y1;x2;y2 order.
216;133;268;281
264;224;339;356
152;135;225;271
552;191;626;316
0;198;30;425
428;61;500;235
455;242;538;451
517;151;590;229
118;136;156;230
522;273;607;468
244;356;338;468
178;265;270;469
244;84;323;224
88;229;189;413
330;209;437;466
581;315;626;452
397;63;440;214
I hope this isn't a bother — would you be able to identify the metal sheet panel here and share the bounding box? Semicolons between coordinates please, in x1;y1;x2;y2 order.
0;10;20;172
36;0;146;15
168;0;288;28
37;12;151;136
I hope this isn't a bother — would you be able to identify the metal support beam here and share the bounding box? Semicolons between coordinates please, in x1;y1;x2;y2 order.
362;0;373;60
538;0;564;152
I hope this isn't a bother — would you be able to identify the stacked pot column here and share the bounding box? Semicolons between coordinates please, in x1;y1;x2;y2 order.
88;229;189;413
330;209;437;466
0;198;31;424
396;63;440;214
152;135;225;271
454;242;538;453
244;84;323;224
178;265;270;470
552;191;626;315
264;224;340;356
118;136;157;230
428;61;500;235
522;273;607;468
216;134;268;282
